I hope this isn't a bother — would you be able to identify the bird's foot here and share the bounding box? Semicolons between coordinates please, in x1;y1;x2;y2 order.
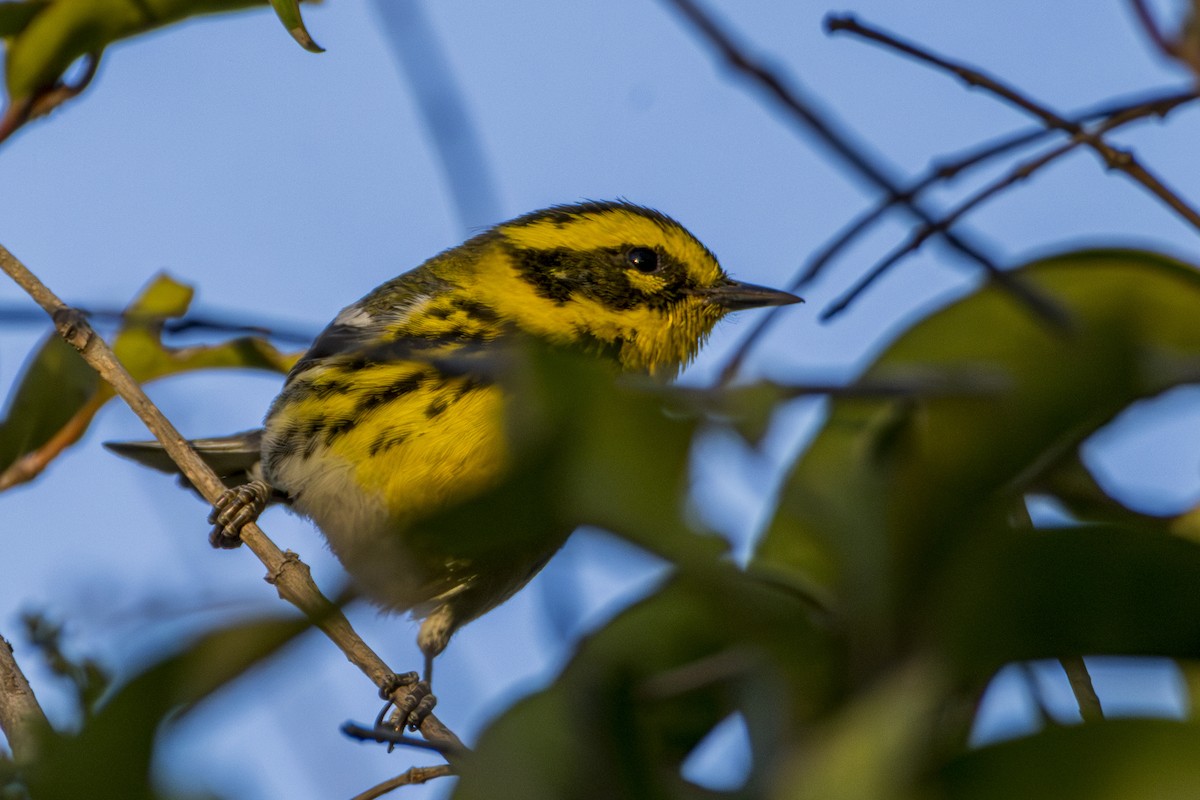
206;479;271;548
377;671;437;737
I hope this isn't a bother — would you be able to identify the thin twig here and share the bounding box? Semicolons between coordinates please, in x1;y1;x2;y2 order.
806;88;1197;294
828;15;1200;234
351;765;455;800
662;0;1063;328
0;635;49;762
824;139;1081;321
0;244;465;756
715;86;1197;382
341;722;463;755
0;302;315;344
820;88;1198;320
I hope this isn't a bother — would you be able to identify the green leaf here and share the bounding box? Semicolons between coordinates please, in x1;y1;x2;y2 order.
3;0;272;100
267;0;322;52
757;249;1200;676
0;332;97;474
110;273;295;383
437;345;842;798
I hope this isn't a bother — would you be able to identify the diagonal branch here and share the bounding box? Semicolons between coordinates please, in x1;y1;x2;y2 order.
0;244;465;757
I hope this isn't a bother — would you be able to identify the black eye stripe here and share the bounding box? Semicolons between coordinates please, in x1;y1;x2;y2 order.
627;247;659;273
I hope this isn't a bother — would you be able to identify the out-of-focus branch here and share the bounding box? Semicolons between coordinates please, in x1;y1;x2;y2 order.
828;15;1200;233
1128;0;1180;61
371;0;502;232
1060;656;1104;723
0;635;48;762
0;243;465;756
0;302;315;344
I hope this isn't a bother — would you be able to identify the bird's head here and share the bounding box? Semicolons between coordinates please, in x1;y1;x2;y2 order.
455;201;801;374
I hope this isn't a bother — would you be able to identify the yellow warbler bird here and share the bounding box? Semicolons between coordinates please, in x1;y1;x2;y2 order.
109;201;800;723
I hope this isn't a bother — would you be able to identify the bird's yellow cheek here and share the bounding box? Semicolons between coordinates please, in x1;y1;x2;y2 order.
625;269;668;295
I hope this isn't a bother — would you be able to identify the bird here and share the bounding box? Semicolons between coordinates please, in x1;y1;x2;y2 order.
108;200;801;727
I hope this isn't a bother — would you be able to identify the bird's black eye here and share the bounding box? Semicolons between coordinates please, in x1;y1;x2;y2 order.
627;247;659;273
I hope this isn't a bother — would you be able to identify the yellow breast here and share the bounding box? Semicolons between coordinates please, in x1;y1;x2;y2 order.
264;361;509;526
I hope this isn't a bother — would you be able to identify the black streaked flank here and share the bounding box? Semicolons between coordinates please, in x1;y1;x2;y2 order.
354;370;431;414
368;430;410;457
323;417;357;445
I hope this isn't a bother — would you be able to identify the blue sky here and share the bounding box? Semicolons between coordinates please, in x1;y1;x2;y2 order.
3;1;1200;797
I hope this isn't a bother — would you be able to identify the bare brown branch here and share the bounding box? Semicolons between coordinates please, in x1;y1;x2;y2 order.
0;635;48;762
351;765;455;800
0;244;465;756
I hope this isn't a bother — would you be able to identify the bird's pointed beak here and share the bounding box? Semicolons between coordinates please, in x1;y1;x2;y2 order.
699;280;803;311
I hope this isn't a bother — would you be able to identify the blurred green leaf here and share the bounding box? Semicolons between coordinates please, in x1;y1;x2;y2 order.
455;576;839;800
438;345;842;798
22;615;309;800
932;526;1200;681
22;612;110;719
758;249;1200;678
0;1;47;36
771;659;944;800
934;719;1200;800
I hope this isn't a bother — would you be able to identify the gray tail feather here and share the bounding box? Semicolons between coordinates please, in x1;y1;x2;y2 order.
104;429;266;491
